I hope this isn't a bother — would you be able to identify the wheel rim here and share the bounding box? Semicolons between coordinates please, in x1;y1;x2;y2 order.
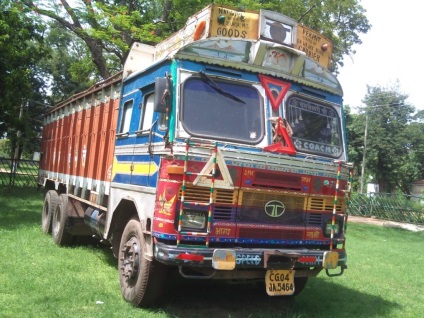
120;236;140;285
42;201;49;226
53;206;61;236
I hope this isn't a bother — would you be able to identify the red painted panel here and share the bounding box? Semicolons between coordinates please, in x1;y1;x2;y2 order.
97;102;110;182
81;106;94;179
39;121;50;170
52;116;60;174
56;116;65;175
68;110;78;178
42;77;120;187
74;110;83;178
59;114;70;176
76;108;87;178
104;99;119;182
91;102;104;182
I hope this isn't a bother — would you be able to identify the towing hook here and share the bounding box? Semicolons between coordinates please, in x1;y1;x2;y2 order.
326;264;347;277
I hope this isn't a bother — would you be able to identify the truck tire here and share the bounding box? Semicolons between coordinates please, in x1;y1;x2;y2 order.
42;190;59;234
52;194;73;246
119;218;168;307
293;277;308;296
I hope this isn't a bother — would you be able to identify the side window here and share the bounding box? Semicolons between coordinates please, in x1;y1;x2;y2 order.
119;100;133;133
138;94;154;133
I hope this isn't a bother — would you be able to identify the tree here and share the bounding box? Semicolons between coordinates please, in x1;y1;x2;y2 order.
344;105;365;191
0;6;49;157
39;22;98;102
18;0;165;79
17;0;370;78
353;83;424;195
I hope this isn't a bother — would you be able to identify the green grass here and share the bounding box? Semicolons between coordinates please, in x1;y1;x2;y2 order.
1;186;424;318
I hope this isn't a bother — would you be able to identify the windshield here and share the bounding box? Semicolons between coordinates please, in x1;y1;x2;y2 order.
181;76;264;144
286;95;343;158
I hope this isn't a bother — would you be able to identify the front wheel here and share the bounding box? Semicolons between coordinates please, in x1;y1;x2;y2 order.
118;218;168;307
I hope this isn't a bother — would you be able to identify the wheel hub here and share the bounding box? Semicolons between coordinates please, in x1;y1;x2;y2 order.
120;236;140;282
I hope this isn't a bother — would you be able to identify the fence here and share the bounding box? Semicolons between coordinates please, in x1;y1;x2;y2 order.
348;192;424;224
1;158;423;225
0;158;39;187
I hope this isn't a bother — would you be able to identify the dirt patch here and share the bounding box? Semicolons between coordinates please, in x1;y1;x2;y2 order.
348;215;424;232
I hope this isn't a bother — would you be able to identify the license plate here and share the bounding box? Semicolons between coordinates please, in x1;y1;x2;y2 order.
265;269;295;296
212;249;236;270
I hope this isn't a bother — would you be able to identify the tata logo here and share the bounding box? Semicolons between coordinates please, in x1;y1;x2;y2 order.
264;200;285;217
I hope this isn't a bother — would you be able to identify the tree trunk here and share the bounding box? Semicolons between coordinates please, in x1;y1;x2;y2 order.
83;37;111;79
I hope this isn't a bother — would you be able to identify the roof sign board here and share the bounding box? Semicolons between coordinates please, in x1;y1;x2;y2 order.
295;24;333;68
209;5;259;40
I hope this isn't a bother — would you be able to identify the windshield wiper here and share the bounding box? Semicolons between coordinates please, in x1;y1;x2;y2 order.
199;71;246;104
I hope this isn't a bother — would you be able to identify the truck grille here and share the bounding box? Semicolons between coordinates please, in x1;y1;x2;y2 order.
306;213;323;225
241;191;306;210
238;191;305;224
179;184;236;221
238;227;303;240
307;197;345;212
252;171;302;191
179;185;236;204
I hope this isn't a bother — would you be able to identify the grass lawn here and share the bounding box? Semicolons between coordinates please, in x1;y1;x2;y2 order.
1;186;423;318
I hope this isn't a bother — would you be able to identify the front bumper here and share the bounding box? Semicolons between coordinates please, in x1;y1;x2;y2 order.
154;242;347;271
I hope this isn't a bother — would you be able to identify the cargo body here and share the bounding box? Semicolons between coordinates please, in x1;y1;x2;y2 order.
39;4;353;307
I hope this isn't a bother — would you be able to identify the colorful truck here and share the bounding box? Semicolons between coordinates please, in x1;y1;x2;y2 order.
39;4;353;307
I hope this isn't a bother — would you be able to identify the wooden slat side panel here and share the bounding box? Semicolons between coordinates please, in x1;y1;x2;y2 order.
41;79;120;190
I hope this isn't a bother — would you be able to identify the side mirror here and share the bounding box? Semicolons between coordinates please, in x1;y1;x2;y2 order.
154;77;172;113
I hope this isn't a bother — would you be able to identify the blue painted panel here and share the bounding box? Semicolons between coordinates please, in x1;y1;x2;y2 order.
122;62;172;95
113;173;132;184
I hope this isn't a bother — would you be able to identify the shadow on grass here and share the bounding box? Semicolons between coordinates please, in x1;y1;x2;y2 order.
0;186;119;270
147;275;400;318
72;236;119;269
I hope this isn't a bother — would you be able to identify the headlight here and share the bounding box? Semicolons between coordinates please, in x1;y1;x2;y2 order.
181;210;207;230
325;221;340;236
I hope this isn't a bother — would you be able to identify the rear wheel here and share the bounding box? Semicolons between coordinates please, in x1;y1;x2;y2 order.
42;190;59;234
119;218;168;307
52;194;73;246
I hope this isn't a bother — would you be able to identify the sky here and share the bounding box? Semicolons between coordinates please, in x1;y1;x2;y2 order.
337;0;423;111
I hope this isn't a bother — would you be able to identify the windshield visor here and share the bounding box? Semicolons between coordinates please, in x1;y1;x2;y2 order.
286;95;343;158
181;77;264;144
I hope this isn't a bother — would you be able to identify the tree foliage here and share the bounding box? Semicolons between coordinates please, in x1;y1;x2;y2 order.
0;6;49;157
347;84;424;195
39;22;98;102
17;0;165;79
16;0;370;80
